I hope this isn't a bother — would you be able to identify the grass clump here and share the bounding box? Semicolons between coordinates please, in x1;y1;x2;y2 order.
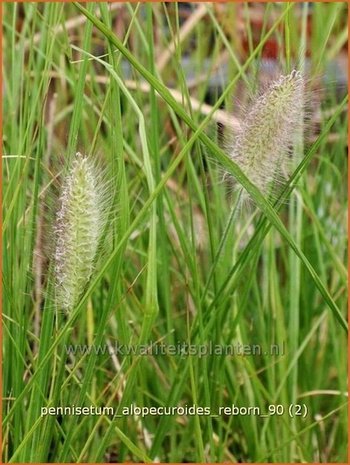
2;2;347;463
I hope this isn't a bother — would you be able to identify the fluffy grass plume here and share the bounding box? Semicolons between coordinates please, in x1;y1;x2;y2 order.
54;153;107;311
229;70;304;199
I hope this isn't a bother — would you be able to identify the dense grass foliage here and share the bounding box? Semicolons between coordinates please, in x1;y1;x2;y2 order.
2;2;348;462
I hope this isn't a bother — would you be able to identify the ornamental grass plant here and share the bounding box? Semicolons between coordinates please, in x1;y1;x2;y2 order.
2;2;348;463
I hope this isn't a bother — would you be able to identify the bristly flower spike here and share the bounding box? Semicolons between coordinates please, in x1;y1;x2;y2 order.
229;70;304;200
54;152;107;311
